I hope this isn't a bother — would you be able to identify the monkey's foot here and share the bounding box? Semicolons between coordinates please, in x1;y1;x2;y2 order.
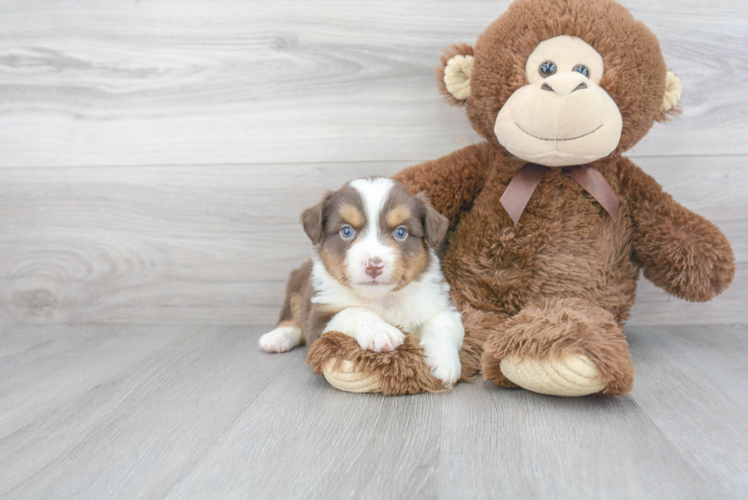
499;353;607;397
322;359;381;393
307;331;448;395
481;297;634;396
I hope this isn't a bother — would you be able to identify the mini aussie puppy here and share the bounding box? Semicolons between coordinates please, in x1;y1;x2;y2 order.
259;177;464;385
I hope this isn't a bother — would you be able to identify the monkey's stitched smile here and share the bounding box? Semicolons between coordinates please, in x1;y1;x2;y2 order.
515;122;604;142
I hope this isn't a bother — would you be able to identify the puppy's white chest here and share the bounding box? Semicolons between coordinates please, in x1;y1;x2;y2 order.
367;297;428;334
311;255;453;335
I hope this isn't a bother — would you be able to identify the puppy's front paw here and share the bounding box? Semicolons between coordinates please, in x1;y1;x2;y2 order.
422;343;461;385
259;326;302;353
355;322;405;353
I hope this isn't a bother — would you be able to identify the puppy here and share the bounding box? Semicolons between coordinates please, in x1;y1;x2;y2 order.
259;177;464;385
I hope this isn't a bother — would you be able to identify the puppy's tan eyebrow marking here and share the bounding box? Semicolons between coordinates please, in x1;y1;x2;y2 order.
386;205;412;227
339;203;364;227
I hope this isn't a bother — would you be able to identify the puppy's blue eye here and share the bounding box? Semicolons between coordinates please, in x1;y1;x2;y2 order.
573;65;589;77
340;225;355;240
394;226;408;240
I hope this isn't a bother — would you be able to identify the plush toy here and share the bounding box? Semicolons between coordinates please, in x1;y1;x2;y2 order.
307;0;735;396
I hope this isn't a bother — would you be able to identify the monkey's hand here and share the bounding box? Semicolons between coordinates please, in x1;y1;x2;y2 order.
627;176;735;302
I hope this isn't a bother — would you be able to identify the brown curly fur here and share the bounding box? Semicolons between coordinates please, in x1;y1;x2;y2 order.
480;298;634;395
455;301;510;381
621;157;735;302
313;0;734;397
306;332;447;395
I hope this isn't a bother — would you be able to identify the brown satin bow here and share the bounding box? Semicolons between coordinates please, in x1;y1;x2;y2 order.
499;163;619;225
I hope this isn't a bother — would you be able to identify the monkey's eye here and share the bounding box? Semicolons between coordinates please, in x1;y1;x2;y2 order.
539;61;557;77
393;226;408;241
340;225;355;240
573;65;590;78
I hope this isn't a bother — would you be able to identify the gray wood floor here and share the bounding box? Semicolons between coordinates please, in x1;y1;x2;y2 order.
1;324;747;499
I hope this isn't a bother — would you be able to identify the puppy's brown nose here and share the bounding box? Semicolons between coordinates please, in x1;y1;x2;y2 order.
365;258;383;278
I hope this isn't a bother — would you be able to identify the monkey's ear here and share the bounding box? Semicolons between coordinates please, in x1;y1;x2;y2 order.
301;192;332;245
436;43;474;106
657;70;682;122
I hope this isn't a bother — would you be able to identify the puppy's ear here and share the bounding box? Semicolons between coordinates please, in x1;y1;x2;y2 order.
301;192;332;245
417;193;449;248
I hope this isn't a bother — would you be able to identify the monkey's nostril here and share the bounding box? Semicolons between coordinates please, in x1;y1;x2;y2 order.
573;82;588;92
541;83;554;92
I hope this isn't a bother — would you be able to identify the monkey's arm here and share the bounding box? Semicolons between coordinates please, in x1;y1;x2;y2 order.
621;158;735;302
393;142;497;225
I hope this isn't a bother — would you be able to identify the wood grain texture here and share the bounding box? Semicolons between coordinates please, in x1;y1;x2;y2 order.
0;324;202;438
1;324;746;499
0;0;746;167
626;325;748;498
0;156;744;325
0;0;745;325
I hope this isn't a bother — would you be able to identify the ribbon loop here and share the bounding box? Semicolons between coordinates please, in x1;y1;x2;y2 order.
564;165;619;222
499;163;619;225
499;163;549;225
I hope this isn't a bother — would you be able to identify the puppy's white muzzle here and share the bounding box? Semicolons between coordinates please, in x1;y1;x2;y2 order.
347;235;397;294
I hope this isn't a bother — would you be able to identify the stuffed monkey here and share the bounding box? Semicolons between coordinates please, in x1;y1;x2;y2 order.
308;0;734;396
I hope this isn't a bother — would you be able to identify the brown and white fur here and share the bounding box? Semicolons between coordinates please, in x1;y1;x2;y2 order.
259;177;465;385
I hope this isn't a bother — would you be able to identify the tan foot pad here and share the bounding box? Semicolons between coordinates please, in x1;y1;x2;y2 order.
323;359;381;393
306;331;448;395
500;354;607;397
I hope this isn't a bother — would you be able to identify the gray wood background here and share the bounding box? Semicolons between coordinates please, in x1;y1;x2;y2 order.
0;0;746;325
2;324;747;499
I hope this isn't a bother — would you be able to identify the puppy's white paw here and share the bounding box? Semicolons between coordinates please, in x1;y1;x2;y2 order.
355;322;405;353
422;343;461;385
259;326;302;353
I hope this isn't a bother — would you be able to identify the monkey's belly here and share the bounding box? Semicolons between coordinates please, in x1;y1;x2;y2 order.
443;211;639;324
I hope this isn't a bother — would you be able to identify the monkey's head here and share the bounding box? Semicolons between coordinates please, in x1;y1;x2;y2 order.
438;0;681;167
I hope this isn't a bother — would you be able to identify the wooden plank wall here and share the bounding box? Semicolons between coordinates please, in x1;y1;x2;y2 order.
0;0;746;325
